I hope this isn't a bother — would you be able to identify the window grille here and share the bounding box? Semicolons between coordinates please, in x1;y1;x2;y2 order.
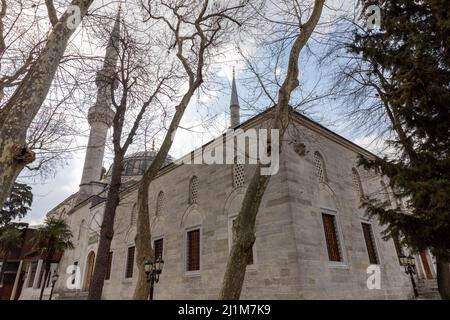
322;213;342;262
314;152;327;182
352;168;364;198
156;191;165;216
125;246;135;278
189;176;199;204
186;230;200;271
233;163;245;188
362;223;379;265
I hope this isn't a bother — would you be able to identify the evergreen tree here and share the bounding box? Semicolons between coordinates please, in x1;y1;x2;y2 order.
347;0;450;299
0;182;33;229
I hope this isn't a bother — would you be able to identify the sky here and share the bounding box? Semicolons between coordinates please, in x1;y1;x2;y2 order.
21;77;384;226
12;0;387;226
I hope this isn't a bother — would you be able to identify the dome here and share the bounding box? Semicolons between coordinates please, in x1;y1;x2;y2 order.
106;150;174;177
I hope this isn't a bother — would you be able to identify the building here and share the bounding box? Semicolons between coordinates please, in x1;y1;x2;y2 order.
19;11;440;300
0;226;61;300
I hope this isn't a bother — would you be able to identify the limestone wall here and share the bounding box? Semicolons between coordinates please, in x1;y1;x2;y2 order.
54;117;413;300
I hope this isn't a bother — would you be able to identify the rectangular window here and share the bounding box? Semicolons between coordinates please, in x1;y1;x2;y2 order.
154;239;163;260
322;213;342;262
105;252;113;280
362;223;379;265
125;246;135;278
186;229;200;272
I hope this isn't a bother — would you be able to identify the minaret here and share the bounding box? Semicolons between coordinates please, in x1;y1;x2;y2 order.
230;68;241;128
78;9;121;202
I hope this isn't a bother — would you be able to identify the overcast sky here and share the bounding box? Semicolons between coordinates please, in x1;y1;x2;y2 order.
21;83;381;226
13;0;383;226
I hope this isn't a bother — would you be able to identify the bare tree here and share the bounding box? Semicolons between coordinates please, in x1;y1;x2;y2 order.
0;0;95;208
21;86;83;181
219;0;325;300
132;0;251;300
325;18;414;159
87;8;178;299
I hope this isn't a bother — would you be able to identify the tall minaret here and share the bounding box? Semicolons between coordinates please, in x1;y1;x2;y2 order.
78;9;121;202
230;68;241;128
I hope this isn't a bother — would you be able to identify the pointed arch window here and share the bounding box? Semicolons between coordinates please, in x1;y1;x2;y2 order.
156;191;165;216
189;176;199;204
130;204;137;226
233;161;245;188
352;168;364;198
313;151;327;183
78;220;86;240
59;209;66;219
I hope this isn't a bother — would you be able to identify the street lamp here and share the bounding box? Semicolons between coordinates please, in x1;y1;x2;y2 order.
400;254;418;298
49;273;59;300
144;257;164;300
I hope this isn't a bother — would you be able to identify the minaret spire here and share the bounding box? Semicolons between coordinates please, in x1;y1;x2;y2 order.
78;7;121;202
230;67;240;128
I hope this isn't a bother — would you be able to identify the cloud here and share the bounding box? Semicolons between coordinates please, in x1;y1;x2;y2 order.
353;134;395;157
170;110;229;159
20;152;85;225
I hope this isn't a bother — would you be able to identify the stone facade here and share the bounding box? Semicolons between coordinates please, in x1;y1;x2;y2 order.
47;111;413;300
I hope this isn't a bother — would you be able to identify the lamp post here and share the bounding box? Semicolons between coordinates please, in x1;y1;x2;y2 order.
400;255;418;298
49;273;59;300
144;257;164;300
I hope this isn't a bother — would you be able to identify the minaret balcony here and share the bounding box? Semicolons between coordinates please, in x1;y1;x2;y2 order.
87;107;115;127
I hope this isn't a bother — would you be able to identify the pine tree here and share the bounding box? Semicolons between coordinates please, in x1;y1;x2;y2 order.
348;0;450;299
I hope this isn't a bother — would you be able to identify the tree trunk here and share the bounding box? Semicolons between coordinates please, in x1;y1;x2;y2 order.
0;0;93;208
220;168;270;299
219;0;325;300
88;153;124;300
133;181;153;300
39;240;54;300
0;252;9;287
133;90;196;299
436;255;450;300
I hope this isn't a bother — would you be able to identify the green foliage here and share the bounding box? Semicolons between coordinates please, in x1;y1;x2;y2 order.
0;227;23;254
33;216;74;254
352;0;450;259
0;183;33;229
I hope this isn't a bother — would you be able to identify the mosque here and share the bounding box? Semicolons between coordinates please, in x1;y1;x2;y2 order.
15;9;439;300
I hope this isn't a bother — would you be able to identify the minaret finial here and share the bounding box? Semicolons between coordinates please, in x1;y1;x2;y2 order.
230;67;240;128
